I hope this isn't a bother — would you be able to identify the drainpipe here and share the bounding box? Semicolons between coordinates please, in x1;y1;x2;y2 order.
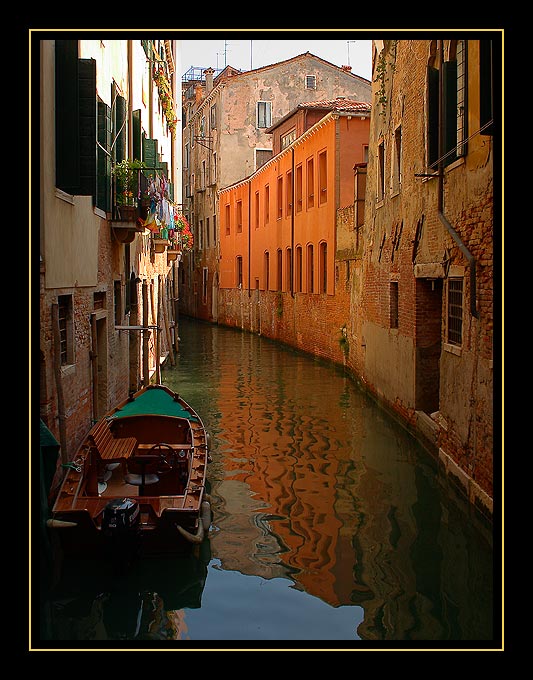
291;147;295;298
248;182;251;297
438;41;478;318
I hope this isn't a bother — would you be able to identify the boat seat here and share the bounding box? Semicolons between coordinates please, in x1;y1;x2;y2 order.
124;473;160;486
88;418;137;461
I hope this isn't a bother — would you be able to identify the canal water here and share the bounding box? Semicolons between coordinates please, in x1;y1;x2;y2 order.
39;317;496;648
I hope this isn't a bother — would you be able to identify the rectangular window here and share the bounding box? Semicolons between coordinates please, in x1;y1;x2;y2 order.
319;242;327;293
427;64;440;169
277;176;283;219
210;104;217;129
257;101;272;128
307;244;314;293
377;140;385;201
236;256;243;288
281;129;296;149
93;291;106;310
199;219;203;249
255;191;260;229
277;249;283;291
225;203;230;236
392;125;402;194
318;150;327;205
256;148;273;170
206;217;210;248
307;158;314;209
305;75;317;89
286;170;293;216
295;246;302;292
202;267;208;305
265;185;270;223
286;248;292;292
212;153;217;185
390;281;399;328
114;280;122;325
447;278;463;345
264;252;270;290
213;214;217;244
455;40;467;157
295;164;303;213
57;295;74;365
236;200;243;233
184;142;190;169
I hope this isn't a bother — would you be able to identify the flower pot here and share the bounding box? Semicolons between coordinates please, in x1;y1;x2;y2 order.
117;205;138;222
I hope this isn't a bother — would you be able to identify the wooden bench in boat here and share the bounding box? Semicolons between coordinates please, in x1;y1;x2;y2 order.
88;418;137;461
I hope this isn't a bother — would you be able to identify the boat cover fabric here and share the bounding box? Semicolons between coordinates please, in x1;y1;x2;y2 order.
111;387;198;421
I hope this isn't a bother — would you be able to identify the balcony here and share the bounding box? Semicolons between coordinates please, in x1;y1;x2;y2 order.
152;236;170;254
110;203;145;243
110;162;147;243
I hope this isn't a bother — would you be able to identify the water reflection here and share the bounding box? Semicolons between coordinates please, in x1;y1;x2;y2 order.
41;318;494;643
163;318;494;641
42;541;211;641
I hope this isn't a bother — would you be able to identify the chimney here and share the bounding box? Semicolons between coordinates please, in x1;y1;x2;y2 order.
204;67;215;93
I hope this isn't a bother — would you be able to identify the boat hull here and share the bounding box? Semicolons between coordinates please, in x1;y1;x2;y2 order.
49;384;211;558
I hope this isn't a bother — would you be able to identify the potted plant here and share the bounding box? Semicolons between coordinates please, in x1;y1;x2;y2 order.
113;159;146;220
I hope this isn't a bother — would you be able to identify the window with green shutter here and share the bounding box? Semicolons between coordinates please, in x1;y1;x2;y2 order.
443;60;458;166
78;58;97;199
112;84;127;163
132;109;142;162
427;65;439;170
142;137;158;172
55;40;80;192
97;98;111;212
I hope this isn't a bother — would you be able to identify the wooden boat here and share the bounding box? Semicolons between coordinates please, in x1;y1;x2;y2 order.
48;384;211;559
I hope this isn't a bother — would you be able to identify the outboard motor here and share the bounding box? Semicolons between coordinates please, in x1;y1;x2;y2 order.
102;497;140;569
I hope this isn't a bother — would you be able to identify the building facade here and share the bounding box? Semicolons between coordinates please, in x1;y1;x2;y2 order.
216;98;371;364
39;38;184;465
179;53;371;322
351;39;495;512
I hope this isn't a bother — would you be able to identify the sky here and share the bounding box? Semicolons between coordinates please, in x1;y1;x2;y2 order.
179;35;373;82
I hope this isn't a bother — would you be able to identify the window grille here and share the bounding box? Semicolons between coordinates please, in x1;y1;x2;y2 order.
305;75;317;89
58;296;69;365
447;278;463;345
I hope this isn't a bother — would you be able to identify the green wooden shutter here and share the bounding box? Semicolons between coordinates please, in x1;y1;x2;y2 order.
115;94;127;162
78;58;97;198
55;40;80;192
443;60;458;166
132;109;142;162
427;65;439;170
97;99;111;211
143;137;158;172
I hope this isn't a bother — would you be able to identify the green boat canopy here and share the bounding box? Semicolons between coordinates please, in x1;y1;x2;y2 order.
111;386;198;421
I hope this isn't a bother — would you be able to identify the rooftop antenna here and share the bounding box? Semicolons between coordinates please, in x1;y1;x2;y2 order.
347;40;357;66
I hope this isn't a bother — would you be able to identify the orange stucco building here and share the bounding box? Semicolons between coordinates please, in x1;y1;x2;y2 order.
218;99;370;314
